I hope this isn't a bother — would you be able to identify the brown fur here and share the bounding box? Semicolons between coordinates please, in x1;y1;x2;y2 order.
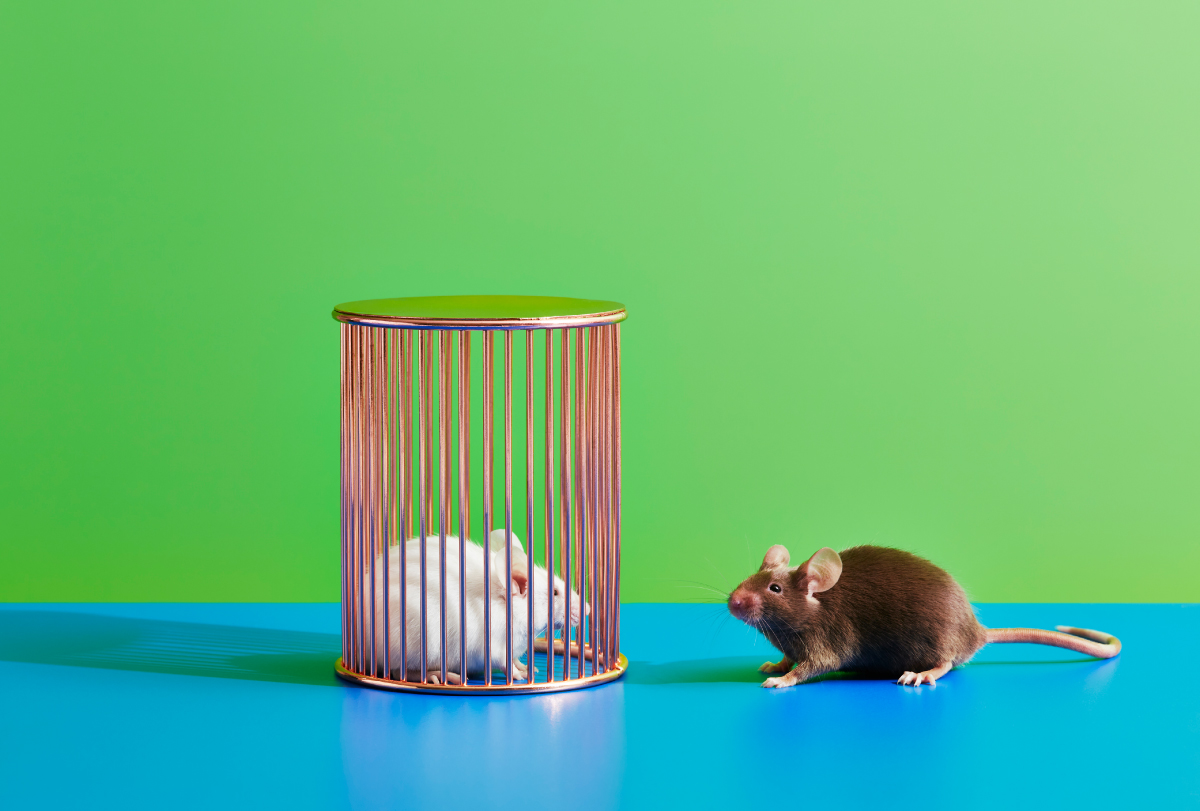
729;545;989;682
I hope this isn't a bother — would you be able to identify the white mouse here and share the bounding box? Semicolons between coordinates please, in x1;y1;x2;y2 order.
369;530;586;684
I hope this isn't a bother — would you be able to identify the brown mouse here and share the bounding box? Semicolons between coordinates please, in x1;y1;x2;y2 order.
727;544;1121;687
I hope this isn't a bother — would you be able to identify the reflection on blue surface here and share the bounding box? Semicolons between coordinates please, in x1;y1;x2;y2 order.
0;603;1196;809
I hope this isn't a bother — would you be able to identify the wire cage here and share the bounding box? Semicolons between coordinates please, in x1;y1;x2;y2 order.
332;295;627;694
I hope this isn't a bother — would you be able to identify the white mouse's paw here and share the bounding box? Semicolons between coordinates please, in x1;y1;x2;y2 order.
761;676;791;689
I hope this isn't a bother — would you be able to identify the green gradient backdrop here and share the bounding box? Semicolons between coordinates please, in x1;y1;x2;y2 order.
2;2;1197;603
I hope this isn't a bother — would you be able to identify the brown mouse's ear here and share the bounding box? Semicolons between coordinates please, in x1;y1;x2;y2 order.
760;545;790;571
799;547;842;598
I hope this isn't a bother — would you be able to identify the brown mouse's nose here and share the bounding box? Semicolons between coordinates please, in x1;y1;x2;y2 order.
728;589;758;621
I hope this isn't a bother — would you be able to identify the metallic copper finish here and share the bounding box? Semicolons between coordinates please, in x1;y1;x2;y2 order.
614;323;621;658
354;325;365;675
594;326;606;671
369;328;378;677
457;331;469;686
559;328;573;682
525;330;535;683
417;331;429;684
399;330;411;677
425;331;434;536
382;330;390;679
438;330;450;685
337;306;624;694
340;324;349;666
482;331;494;686
335;654;627;696
587;327;599;674
606;325;615;670
503;331;514;686
596;326;608;671
333;309;627;331
544;330;556;683
609;326;619;667
573;328;586;680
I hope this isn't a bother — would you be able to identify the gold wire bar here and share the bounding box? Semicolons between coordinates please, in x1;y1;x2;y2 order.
378;328;388;677
559;328;572;682
596;326;607;671
482;331;494;686
399;330;411;678
573;327;586;679
438;330;450;685
587;326;599;674
340;324;349;666
384;329;393;680
355;326;366;675
596;326;606;671
457;331;469;685
594;326;606;671
613;323;621;657
464;335;472;546
544;330;556;682
427;332;435;536
405;334;414;543
503;330;514;686
369;328;378;677
347;326;356;672
600;325;610;670
605;324;616;669
418;330;429;683
604;325;614;668
525;330;535;683
604;326;614;667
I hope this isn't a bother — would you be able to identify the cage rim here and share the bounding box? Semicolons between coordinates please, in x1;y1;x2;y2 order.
334;655;627;695
333;294;627;330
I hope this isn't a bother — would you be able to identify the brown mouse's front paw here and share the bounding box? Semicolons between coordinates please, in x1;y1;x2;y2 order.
761;675;794;689
759;657;793;674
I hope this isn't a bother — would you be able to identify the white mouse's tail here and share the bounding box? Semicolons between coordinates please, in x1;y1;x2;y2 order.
986;626;1121;658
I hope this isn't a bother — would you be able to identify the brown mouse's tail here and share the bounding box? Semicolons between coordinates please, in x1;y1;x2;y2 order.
986;626;1121;659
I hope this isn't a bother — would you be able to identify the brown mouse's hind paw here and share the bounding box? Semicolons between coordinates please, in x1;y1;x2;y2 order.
896;661;953;687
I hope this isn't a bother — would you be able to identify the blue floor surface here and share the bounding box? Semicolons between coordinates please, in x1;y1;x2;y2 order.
1;603;1196;809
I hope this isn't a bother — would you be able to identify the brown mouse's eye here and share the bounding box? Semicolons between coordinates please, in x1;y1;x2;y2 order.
769;583;782;593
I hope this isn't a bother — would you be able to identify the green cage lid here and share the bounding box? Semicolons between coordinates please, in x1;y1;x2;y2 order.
333;295;626;329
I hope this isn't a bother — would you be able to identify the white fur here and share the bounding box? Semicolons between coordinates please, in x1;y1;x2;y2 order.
369;530;586;682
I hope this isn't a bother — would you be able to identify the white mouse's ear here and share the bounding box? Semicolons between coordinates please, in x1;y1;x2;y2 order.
511;558;529;598
489;528;524;554
760;545;790;571
799;547;842;597
490;554;530;598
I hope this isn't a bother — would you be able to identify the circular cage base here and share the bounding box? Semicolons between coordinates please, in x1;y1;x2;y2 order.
334;655;628;695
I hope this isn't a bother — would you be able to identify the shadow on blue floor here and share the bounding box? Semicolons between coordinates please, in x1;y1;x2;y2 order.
0;611;342;686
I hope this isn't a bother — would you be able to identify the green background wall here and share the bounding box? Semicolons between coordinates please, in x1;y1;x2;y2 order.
3;1;1197;603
